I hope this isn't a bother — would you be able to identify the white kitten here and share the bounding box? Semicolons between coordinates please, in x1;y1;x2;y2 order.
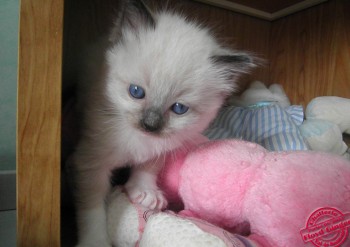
71;0;255;246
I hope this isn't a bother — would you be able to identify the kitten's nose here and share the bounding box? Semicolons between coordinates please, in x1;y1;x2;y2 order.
140;108;164;133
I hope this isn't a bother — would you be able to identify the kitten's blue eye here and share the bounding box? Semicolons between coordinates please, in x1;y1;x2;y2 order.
171;102;189;115
129;84;145;99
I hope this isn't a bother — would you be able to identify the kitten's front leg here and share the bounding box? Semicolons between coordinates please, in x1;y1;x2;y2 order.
125;157;168;209
73;159;112;247
76;206;110;247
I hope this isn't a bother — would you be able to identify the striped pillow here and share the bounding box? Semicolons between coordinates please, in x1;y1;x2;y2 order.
204;104;309;151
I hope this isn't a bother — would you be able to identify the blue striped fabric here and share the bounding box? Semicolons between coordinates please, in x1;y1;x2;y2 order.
204;104;309;151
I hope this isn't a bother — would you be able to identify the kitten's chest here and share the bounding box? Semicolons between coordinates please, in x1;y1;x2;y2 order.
105;135;161;167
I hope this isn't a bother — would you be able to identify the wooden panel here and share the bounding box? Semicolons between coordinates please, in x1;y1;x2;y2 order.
269;0;350;106
17;0;63;246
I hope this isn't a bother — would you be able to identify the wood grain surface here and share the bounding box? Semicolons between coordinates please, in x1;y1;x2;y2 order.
269;0;350;106
17;0;63;246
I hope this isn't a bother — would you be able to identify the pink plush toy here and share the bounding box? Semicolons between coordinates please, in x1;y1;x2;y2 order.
158;139;350;247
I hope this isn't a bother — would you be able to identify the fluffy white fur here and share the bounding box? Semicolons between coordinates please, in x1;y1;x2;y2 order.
71;1;255;246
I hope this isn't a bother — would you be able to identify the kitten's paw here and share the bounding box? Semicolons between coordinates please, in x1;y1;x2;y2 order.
125;185;168;210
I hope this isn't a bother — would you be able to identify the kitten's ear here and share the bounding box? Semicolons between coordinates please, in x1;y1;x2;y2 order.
211;53;257;77
110;0;156;42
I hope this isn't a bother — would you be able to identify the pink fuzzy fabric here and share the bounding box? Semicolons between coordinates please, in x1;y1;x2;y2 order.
160;139;350;247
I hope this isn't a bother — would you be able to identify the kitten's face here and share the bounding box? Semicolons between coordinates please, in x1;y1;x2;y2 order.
104;2;255;161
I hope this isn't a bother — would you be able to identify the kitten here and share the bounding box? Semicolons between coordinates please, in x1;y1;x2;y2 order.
71;0;256;246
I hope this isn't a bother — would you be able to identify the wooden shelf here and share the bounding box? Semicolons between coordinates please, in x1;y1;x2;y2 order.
192;0;328;20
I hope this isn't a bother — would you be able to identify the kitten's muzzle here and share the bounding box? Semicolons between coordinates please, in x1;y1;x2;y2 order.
140;108;164;133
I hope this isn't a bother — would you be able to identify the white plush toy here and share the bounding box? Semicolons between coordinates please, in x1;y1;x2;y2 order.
107;188;259;247
300;96;350;159
228;81;291;107
306;96;350;134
